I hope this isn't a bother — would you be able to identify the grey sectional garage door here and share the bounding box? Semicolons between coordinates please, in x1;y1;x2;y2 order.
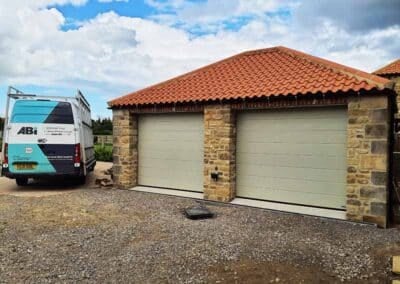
236;107;347;209
138;113;204;192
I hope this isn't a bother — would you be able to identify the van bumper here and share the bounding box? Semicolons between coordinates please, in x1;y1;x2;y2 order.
1;167;84;179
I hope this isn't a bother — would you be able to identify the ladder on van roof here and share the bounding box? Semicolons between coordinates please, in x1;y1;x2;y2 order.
5;86;90;107
1;86;90;165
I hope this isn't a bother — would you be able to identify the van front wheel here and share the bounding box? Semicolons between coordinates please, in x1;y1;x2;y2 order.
16;178;28;186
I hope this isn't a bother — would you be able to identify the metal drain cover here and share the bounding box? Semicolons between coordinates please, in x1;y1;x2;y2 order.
184;207;214;220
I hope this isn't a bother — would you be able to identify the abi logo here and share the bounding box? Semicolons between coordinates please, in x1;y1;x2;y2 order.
17;127;38;135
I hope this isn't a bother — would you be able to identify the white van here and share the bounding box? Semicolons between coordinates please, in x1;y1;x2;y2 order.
1;87;95;186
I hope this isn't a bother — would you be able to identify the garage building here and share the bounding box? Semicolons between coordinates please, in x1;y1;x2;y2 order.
109;46;396;228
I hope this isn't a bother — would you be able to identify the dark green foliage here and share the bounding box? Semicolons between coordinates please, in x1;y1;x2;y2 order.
95;144;113;162
92;117;112;135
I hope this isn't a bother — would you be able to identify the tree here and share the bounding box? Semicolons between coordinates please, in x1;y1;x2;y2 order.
92;117;112;135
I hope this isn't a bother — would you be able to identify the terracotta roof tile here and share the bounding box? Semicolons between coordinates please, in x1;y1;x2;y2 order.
373;59;400;76
109;46;391;107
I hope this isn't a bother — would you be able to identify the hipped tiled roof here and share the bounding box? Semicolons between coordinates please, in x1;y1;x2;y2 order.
373;59;400;76
109;46;391;107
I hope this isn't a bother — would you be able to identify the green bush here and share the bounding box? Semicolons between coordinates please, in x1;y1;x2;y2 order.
95;144;113;162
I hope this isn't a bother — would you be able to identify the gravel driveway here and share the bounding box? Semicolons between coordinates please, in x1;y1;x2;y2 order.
0;162;112;197
0;188;399;283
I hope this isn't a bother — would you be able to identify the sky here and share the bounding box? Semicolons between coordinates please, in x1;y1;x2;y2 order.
0;0;399;118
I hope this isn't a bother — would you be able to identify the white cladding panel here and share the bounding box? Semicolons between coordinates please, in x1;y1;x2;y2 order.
138;113;204;192
236;108;347;210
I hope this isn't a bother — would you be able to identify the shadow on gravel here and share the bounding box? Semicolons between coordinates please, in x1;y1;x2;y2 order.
28;177;83;187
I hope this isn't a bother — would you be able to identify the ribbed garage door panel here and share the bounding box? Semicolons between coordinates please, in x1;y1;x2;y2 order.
237;108;347;209
138;113;204;192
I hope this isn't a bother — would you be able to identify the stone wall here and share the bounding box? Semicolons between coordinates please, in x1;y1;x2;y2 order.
395;77;400;97
111;95;391;227
112;109;138;189
203;105;236;202
346;95;390;227
387;75;400;112
388;75;400;223
394;77;400;113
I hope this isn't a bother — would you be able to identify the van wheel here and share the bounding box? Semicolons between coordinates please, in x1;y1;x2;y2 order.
77;175;86;185
16;178;28;186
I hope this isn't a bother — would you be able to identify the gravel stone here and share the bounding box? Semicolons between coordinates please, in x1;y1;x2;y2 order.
0;188;399;283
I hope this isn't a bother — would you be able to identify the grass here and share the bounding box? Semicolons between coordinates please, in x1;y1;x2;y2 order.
94;144;113;162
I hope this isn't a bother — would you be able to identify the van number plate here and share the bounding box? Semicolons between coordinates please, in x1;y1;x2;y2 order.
15;164;36;170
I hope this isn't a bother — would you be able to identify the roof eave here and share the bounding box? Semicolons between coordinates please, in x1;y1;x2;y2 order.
374;72;400;77
108;87;393;109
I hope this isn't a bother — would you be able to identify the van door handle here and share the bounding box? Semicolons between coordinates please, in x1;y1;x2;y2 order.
38;138;47;143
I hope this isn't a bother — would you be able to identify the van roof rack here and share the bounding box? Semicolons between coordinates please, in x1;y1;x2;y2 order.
6;86;90;109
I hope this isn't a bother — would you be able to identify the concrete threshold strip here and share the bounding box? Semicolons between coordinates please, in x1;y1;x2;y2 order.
131;186;346;220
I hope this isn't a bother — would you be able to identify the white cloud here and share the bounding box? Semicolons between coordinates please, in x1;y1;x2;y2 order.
146;0;284;18
0;4;275;98
17;0;88;8
0;0;399;118
98;0;128;3
145;0;184;10
147;0;289;30
295;0;400;31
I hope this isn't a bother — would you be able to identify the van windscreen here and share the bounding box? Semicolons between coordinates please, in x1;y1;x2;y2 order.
10;100;74;124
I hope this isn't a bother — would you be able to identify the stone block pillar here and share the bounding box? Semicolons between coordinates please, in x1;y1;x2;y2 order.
346;95;390;227
393;77;400;113
385;76;400;113
112;109;138;189
204;105;236;202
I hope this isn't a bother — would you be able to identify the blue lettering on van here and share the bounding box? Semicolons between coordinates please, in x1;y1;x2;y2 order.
17;127;38;135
